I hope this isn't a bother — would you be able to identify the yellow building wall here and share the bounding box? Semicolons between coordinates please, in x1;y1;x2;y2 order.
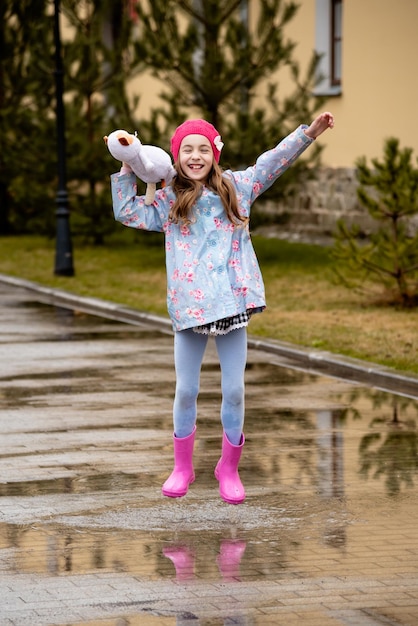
338;0;418;167
274;0;418;167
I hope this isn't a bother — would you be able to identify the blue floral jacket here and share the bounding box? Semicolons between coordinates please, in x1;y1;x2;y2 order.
111;125;314;331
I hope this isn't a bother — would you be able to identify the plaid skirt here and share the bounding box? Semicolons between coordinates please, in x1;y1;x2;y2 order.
193;310;253;336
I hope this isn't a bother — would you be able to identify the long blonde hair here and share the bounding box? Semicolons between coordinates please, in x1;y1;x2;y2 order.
169;160;248;227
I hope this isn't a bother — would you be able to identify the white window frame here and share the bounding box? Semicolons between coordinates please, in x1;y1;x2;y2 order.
314;0;343;96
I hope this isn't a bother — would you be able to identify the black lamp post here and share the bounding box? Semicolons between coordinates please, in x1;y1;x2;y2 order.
53;0;74;276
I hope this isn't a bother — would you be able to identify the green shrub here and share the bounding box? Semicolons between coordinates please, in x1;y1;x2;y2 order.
333;138;418;306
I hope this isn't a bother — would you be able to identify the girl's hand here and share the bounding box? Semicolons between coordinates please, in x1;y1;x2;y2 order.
305;112;334;139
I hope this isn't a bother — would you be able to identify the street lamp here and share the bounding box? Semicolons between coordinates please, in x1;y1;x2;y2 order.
53;0;74;276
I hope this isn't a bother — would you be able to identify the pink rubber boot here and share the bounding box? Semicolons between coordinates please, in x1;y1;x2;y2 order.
214;431;246;504
162;426;196;497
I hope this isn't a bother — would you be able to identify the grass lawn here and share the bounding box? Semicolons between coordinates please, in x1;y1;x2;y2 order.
1;232;417;375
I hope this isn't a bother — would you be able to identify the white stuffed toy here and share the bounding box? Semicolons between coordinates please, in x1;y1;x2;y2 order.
104;130;176;205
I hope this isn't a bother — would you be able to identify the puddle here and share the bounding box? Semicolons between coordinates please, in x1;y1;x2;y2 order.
1;386;417;581
0;472;153;497
0;510;327;581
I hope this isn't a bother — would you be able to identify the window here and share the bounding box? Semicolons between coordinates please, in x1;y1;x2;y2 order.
315;0;343;95
331;0;342;86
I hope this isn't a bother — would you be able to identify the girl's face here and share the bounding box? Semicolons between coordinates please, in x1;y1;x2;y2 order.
178;134;214;182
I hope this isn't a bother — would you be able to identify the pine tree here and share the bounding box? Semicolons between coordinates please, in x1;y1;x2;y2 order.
0;0;56;235
333;138;418;307
61;0;142;244
0;0;142;241
133;0;324;201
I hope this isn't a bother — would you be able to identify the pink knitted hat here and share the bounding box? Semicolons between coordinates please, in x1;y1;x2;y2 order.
170;119;224;163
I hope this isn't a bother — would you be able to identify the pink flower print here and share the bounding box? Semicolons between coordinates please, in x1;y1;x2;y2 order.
117;189;123;200
190;288;205;301
168;289;178;304
207;262;214;271
186;271;195;283
242;176;251;185
214;218;223;229
234;286;248;297
181;224;191;236
175;310;181;320
166;241;172;251
124;215;139;225
253;181;263;195
232;240;240;252
175;240;191;252
229;258;240;268
172;269;180;280
186;307;205;322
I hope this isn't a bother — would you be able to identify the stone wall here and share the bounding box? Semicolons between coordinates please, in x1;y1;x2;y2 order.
254;167;376;244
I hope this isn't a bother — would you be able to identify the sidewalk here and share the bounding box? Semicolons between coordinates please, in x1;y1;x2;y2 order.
1;278;418;626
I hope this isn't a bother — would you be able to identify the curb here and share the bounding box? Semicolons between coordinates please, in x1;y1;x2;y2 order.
1;273;417;399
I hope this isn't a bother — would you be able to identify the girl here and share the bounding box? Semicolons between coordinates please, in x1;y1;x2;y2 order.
110;112;334;505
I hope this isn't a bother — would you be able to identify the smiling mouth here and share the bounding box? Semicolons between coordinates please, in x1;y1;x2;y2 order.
188;164;204;170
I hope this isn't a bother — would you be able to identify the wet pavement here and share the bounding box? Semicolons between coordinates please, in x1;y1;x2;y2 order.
1;279;418;626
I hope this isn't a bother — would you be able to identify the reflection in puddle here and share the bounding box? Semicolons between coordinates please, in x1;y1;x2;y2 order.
338;390;418;496
1;520;294;584
163;538;247;582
